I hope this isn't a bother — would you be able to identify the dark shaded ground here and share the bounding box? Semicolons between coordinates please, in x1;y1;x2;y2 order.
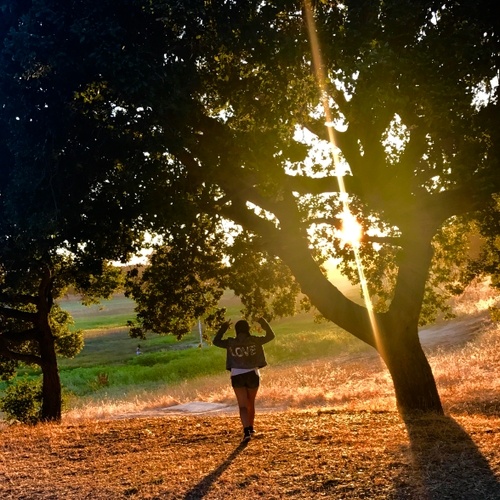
0;410;498;499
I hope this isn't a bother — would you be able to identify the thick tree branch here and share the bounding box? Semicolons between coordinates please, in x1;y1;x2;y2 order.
38;266;54;312
390;186;483;237
1;328;39;343
219;200;283;247
272;228;378;347
0;343;41;366
284;173;361;198
174;134;294;226
0;306;37;322
0;293;38;306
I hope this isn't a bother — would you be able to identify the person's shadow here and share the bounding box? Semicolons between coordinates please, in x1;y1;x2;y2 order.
183;441;248;499
395;414;500;499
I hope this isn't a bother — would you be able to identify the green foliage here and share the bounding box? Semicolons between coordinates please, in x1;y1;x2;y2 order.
226;232;304;321
470;194;500;290
126;219;228;339
50;304;84;358
490;307;500;322
420;218;477;325
71;263;126;306
0;377;43;424
125;223;307;338
0;357;18;381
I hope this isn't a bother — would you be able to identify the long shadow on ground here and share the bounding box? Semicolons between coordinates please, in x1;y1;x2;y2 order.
396;414;500;499
183;441;248;499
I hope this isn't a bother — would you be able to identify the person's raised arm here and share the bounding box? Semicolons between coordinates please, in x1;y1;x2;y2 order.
257;317;275;344
213;319;231;348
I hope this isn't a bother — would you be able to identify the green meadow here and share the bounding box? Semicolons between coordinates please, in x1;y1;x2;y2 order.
50;291;363;405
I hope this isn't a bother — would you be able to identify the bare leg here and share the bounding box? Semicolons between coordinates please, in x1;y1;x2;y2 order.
233;387;251;428
246;387;258;428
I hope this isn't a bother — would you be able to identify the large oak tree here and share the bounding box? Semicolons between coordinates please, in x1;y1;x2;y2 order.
127;0;500;417
125;0;500;417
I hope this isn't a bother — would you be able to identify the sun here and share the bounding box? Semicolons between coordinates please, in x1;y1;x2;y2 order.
338;210;363;247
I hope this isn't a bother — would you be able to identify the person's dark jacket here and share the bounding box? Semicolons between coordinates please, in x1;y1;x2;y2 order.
213;319;275;371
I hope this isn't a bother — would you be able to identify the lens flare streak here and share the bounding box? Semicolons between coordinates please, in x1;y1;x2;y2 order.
303;1;382;346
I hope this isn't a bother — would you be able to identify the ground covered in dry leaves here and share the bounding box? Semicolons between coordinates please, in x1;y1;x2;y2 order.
0;409;499;499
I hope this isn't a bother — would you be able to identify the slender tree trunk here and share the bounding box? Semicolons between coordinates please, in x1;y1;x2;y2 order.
39;329;62;422
37;269;62;422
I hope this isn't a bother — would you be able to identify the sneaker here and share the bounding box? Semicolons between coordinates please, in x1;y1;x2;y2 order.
242;427;252;442
249;426;255;434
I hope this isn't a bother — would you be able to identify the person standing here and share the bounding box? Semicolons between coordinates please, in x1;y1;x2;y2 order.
213;317;275;442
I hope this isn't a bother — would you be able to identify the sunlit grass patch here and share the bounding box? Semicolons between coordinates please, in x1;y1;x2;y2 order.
430;323;500;415
60;343;226;397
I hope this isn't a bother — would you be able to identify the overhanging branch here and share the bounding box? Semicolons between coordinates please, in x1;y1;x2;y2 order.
1;328;39;343
219;201;283;249
0;306;37;322
0;293;38;306
0;336;41;365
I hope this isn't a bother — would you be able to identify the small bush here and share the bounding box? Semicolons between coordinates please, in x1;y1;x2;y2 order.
87;372;110;392
0;378;43;424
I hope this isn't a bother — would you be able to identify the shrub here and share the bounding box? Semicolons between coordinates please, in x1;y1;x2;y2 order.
0;378;43;424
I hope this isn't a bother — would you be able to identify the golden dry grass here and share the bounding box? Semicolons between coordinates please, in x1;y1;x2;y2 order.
63;317;499;421
0;322;499;499
0;410;498;499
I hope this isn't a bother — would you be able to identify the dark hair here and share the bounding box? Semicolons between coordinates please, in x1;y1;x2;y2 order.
235;320;250;335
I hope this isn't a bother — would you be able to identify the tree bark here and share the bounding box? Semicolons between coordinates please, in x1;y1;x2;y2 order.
37;269;62;422
378;224;444;417
377;319;444;417
39;329;62;422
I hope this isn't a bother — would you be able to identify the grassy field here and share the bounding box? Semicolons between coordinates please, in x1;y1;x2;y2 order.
50;291;366;407
59;293;138;331
0;286;499;498
16;286;499;421
2;290;366;412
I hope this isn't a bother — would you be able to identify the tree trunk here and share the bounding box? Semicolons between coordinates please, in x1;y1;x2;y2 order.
377;320;444;418
37;269;62;422
39;334;62;422
275;232;445;417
